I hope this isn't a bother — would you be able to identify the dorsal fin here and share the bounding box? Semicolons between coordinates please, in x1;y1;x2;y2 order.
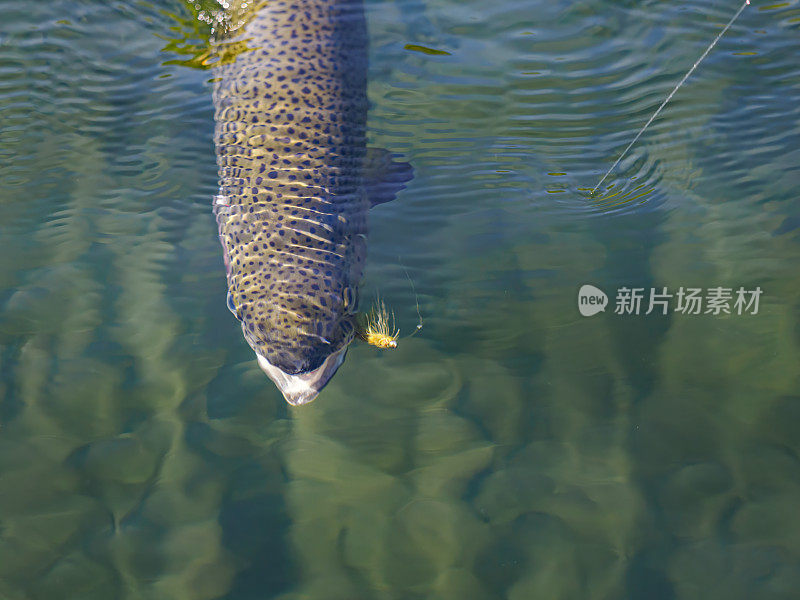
363;148;413;208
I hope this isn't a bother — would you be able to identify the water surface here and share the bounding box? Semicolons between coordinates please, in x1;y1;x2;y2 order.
1;0;799;598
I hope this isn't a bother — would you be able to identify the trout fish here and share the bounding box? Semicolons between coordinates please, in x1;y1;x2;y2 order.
213;0;411;405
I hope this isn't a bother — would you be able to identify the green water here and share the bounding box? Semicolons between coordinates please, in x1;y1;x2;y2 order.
1;0;799;598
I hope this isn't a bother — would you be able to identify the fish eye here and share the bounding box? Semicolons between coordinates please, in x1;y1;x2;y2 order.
342;285;358;311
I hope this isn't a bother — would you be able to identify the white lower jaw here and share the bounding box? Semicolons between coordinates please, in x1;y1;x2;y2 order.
256;347;348;405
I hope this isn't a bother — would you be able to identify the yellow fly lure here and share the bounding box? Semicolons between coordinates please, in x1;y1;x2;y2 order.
358;298;399;349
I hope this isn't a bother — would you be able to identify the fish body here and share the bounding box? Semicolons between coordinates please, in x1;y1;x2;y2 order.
213;0;410;404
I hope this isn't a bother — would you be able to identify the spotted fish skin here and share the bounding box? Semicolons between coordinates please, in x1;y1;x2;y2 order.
213;0;391;404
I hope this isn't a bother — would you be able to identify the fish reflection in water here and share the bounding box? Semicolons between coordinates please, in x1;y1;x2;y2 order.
212;0;412;405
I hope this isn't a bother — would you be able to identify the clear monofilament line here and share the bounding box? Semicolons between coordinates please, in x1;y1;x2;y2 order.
591;0;750;195
399;256;424;338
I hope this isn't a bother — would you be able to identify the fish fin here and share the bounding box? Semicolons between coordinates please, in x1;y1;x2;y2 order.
363;148;413;208
227;290;242;321
773;215;800;236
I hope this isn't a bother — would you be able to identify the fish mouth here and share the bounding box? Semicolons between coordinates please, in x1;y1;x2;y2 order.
256;346;349;406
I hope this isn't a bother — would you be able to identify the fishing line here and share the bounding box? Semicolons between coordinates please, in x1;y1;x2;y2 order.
591;0;750;195
399;256;424;338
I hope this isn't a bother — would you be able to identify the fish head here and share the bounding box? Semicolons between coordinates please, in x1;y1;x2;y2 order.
238;293;357;405
255;343;350;406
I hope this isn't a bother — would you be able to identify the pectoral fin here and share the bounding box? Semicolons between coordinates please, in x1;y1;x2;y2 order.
227;291;242;321
363;148;413;208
